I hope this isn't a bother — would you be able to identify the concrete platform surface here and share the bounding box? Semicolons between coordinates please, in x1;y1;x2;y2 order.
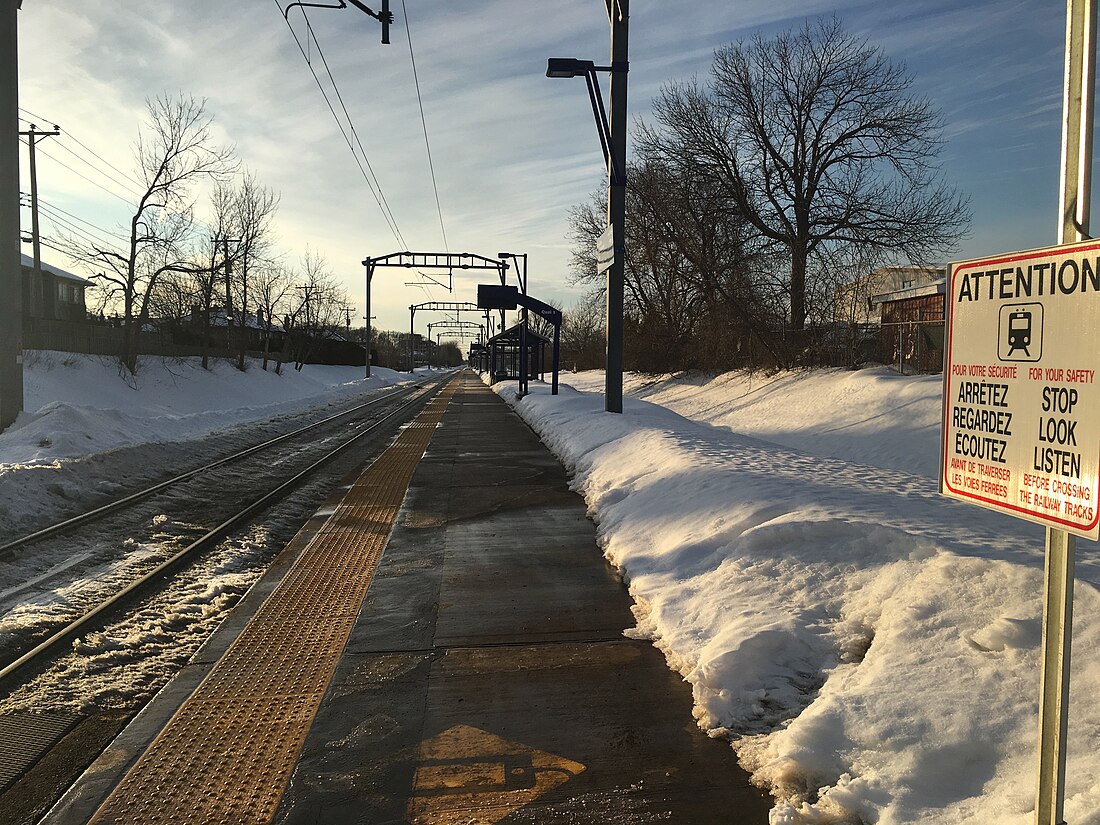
45;371;773;824
276;372;771;824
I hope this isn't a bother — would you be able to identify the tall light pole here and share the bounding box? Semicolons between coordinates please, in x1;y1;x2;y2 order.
546;0;629;412
0;0;22;431
498;252;528;395
607;0;628;414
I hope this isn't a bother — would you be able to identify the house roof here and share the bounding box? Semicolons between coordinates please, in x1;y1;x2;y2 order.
870;278;946;308
200;307;284;332
20;254;93;285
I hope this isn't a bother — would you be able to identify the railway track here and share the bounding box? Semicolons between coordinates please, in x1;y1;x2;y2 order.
0;379;430;559
0;373;453;824
0;374;447;692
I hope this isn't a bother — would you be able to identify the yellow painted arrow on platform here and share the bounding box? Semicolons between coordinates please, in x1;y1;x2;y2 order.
406;725;586;824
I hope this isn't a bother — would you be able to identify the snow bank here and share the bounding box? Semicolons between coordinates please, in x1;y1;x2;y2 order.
0;352;415;535
561;367;943;478
497;374;1100;824
7;350;409;465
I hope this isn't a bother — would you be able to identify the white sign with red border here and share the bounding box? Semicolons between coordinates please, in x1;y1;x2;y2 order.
942;239;1100;538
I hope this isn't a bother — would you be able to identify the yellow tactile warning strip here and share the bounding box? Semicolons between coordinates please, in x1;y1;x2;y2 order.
87;377;460;825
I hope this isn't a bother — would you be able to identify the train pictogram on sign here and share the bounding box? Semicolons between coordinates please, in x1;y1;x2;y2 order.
997;302;1043;362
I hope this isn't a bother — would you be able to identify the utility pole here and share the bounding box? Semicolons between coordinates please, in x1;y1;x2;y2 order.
19;123;59;320
294;283;313;372
295;283;313;328
605;0;629;413
237;245;250;371
216;237;240;361
0;0;22;431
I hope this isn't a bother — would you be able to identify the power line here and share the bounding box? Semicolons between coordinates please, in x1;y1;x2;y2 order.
32;195;130;243
31;142;136;207
26;131;223;241
19;110;145;189
33;198;131;251
401;0;448;253
47;138;144;198
24;192;128;255
299;9;404;241
276;1;408;249
39;214;126;257
38;234;99;263
17;107;54;127
57;130;144;190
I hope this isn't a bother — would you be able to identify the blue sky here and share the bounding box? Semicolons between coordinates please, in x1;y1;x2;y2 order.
16;1;1080;334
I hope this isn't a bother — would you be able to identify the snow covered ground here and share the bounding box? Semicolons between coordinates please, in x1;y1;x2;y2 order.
0;352;424;716
0;351;417;535
3;353;1098;822
497;368;1100;825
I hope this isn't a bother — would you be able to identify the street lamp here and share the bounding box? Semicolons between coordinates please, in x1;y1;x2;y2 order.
544;59;623;186
546;0;628;413
545;57;594;78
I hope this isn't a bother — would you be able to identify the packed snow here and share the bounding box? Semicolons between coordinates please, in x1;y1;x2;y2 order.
3;353;1098;822
497;368;1100;825
0;351;416;535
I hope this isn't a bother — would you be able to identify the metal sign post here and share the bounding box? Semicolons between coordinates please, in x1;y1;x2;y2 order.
941;5;1095;821
1039;2;1094;821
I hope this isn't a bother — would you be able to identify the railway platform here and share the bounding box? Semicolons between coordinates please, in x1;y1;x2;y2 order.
44;370;772;824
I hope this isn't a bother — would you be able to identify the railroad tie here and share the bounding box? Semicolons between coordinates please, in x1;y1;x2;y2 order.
86;377;460;825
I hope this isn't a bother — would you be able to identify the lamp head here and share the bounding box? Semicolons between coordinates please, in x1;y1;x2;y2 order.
546;58;594;78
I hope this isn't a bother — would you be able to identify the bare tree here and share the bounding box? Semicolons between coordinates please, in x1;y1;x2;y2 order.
185;181;243;370
569;165;700;371
285;250;348;370
560;290;605;372
229;172;280;369
644;17;969;340
252;262;294;373
59;94;237;373
569;157;778;371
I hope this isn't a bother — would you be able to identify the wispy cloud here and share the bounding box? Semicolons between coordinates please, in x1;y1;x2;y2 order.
16;0;1080;329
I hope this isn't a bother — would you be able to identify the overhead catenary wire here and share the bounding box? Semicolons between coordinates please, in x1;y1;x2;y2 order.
276;0;408;250
401;0;449;254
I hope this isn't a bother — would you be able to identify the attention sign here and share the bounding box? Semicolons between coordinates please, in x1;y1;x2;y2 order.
942;239;1100;538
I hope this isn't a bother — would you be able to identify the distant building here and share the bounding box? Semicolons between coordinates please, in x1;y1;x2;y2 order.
870;278;947;374
835;265;946;323
21;253;91;322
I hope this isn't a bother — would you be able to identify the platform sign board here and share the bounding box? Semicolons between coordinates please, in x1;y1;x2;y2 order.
941;239;1100;538
477;283;519;310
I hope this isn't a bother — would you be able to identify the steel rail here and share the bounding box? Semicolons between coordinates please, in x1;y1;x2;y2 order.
0;381;428;558
0;376;448;688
